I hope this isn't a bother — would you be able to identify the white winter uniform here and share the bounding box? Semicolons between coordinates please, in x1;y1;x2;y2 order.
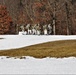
48;24;52;34
44;29;47;35
28;29;32;34
32;29;36;35
43;25;48;35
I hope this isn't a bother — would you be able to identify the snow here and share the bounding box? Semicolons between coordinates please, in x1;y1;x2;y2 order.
0;35;76;50
0;56;76;74
0;35;76;74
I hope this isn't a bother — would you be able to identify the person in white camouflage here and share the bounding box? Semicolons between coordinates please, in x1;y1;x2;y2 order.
32;24;37;35
47;24;52;35
43;24;48;35
35;24;41;35
20;25;25;32
26;24;32;35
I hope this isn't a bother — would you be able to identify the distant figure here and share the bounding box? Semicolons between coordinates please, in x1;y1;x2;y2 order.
20;25;25;32
19;25;27;35
32;24;37;35
43;25;48;35
26;24;32;35
36;24;41;35
47;24;52;35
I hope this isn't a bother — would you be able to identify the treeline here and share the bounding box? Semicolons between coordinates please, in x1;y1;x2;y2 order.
0;0;76;35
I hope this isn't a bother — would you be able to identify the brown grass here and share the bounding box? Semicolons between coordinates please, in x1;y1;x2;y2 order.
0;40;76;58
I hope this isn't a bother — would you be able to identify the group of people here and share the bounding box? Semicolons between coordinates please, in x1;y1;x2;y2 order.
19;24;52;35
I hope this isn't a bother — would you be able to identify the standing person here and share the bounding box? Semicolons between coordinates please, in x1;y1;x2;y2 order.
29;24;32;35
47;24;52;35
32;24;37;35
26;24;32;35
20;25;25;32
43;24;48;35
36;24;41;35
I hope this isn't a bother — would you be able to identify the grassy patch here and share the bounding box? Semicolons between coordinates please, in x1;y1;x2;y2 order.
0;40;76;58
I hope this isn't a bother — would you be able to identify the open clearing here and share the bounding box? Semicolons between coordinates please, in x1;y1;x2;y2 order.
0;35;76;74
0;40;76;58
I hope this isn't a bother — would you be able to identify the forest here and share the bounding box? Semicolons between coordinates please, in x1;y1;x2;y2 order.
0;0;76;35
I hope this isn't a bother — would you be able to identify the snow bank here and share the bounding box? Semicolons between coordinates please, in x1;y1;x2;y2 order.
0;56;76;74
0;35;76;50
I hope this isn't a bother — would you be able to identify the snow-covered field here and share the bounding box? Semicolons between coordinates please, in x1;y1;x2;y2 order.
0;56;76;74
0;35;76;74
0;35;76;50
